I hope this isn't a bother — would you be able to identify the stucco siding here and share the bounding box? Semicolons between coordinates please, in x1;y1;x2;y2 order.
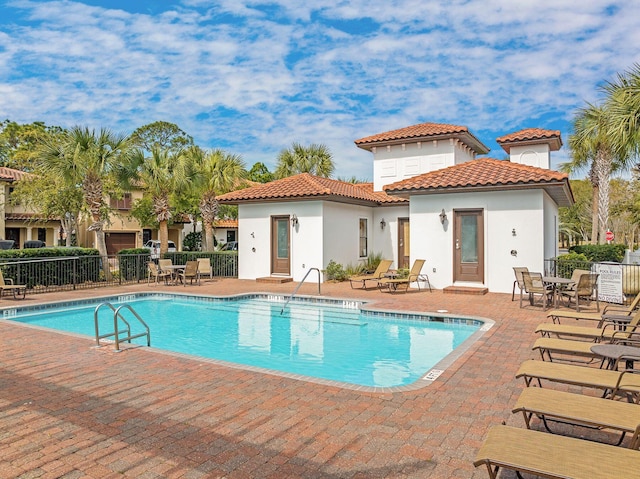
409;190;546;293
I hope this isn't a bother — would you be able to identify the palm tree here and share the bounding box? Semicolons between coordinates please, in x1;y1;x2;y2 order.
274;142;334;178
36;126;131;275
565;104;613;244
187;148;247;252
128;147;189;256
602;63;640;165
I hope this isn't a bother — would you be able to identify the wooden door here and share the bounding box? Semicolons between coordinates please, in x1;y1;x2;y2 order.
271;216;290;275
453;210;484;283
397;218;410;269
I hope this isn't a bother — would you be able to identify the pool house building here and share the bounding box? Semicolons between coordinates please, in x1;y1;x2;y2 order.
217;122;573;294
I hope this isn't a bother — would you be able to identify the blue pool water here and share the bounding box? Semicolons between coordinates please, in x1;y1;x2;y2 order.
3;294;483;388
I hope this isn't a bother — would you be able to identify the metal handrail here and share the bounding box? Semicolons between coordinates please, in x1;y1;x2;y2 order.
280;267;321;314
94;302;150;351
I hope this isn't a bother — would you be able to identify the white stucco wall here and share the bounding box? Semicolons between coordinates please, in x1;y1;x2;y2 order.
409;189;547;293
372;139;475;191
543;192;559;269
508;144;551;169
237;202;324;281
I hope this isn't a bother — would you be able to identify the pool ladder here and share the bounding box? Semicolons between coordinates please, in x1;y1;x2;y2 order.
94;302;151;352
281;267;321;314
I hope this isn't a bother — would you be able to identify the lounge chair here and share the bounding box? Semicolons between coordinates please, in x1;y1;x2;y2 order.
0;269;26;299
511;266;528;301
515;359;640;401
178;260;199;286
196;258;213;281
532;329;640;364
513;387;640;447
148;262;171;285
474;425;640;479
536;307;640;341
546;290;640;326
348;259;392;289
560;272;600;312
521;271;554;309
377;259;426;293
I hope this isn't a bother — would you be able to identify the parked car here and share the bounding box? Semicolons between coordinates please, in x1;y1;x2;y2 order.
144;240;177;259
220;241;238;251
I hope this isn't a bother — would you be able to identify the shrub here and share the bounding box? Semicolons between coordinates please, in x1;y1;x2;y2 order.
555;252;591;278
183;231;202;251
324;260;349;281
568;244;625;263
364;252;384;273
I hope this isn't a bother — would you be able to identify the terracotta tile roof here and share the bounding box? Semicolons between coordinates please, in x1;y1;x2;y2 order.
5;212;51;221
215;219;238;228
383;158;573;206
0;167;33;182
217;173;407;206
354;122;490;154
496;128;562;153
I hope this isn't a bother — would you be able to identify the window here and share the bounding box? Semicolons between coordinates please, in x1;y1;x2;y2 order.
110;193;132;210
359;218;368;258
37;228;46;242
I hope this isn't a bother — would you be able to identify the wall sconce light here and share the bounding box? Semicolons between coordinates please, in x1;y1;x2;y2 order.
512;228;517;237
251;232;255;238
439;209;447;224
380;218;386;230
291;214;298;227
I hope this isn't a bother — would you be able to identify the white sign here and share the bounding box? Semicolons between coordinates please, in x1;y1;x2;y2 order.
595;262;623;304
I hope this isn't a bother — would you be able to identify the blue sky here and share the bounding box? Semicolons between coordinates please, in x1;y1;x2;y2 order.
1;0;639;180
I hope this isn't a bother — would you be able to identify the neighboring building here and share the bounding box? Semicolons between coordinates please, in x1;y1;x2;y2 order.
0;167;186;253
0;167;62;247
209;123;574;293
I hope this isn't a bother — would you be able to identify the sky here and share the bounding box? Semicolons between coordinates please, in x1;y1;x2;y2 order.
1;0;639;181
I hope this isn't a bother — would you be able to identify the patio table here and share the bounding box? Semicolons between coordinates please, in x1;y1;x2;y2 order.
162;265;186;285
543;276;574;308
591;344;640;370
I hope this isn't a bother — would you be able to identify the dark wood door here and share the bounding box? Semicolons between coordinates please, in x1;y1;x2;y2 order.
271;216;290;275
397;218;410;269
454;210;484;282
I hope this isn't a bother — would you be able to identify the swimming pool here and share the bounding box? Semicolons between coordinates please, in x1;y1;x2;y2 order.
2;293;490;389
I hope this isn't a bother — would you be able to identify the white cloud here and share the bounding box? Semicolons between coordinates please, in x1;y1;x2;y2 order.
1;0;639;180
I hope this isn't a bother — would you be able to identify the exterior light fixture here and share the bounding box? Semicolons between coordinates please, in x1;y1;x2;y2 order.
380;218;386;230
439;209;447;224
512;228;517;236
291;214;299;227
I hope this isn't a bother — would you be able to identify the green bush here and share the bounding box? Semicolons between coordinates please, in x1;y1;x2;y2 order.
568;244;625;262
183;231;203;251
324;260;349;281
364;252;384;273
555;252;591;278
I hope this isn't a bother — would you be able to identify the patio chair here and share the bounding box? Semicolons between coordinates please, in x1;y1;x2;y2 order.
560;272;600;312
178;260;199;286
377;259;426;293
515;359;640;401
511;266;528;301
197;258;213;281
512;387;640;447
348;259;393;289
148;262;171;285
473;425;640;479
0;269;26;299
520;271;554;309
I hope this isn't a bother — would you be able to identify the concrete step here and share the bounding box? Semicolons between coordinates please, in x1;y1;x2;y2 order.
443;285;488;295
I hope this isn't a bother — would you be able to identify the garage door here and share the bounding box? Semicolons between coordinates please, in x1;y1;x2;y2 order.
106;233;136;255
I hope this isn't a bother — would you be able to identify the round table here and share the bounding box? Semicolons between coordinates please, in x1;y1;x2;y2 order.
590;344;640;370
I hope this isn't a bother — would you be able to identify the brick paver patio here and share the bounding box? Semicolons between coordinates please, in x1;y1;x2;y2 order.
0;279;589;478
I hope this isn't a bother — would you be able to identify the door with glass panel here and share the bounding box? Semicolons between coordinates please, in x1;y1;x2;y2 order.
453;209;484;282
271;216;290;275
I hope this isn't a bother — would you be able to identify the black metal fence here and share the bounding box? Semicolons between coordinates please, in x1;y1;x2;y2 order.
0;252;238;297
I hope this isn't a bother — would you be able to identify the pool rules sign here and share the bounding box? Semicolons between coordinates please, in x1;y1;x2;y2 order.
595;262;623;304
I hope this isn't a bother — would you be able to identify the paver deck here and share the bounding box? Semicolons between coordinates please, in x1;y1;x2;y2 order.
0;279;600;478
